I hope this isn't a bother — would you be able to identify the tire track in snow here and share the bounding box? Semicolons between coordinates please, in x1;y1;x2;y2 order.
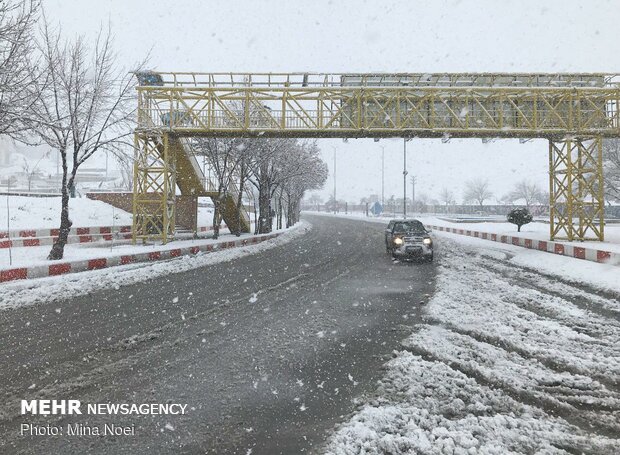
477;249;620;317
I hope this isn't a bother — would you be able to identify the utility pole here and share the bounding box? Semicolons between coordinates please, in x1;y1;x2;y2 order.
411;175;416;205
6;177;12;265
332;146;337;214
56;150;60;191
380;145;385;207
403;138;408;218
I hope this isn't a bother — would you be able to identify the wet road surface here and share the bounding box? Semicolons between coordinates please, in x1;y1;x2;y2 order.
0;214;436;454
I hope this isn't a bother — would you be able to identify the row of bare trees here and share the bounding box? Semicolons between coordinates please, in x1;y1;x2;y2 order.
193;137;328;236
603;139;620;203
338;178;548;214
415;179;545;212
434;179;547;211
418;140;620;210
1;0;142;259
320;137;620;215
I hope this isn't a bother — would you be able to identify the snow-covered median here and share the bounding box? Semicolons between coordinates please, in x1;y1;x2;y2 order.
0;221;311;310
324;235;620;454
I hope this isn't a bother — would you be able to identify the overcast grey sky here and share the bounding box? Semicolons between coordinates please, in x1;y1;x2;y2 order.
41;0;620;203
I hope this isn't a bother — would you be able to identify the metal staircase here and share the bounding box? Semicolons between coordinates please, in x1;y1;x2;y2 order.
175;138;251;235
133;134;250;243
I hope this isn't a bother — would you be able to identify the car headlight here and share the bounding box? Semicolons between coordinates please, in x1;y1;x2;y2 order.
423;238;432;245
393;237;403;245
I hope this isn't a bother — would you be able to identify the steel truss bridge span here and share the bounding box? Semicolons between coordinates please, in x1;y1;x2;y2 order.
133;72;620;243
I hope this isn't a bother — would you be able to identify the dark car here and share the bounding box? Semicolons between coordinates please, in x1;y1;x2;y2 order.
384;219;433;261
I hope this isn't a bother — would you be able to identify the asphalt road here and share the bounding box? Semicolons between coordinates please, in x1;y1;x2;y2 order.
0;214;437;454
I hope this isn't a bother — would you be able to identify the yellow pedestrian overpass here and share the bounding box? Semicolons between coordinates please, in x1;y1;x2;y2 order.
133;72;620;244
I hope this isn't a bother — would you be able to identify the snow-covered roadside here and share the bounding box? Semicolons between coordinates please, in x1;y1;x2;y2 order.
324;235;620;454
0;221;311;310
0;195;217;233
0;196;133;230
435;230;620;296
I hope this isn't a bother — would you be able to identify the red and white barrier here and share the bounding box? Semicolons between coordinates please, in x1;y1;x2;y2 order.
0;225;132;240
0;224;224;249
0;233;279;283
427;224;618;265
0;232;134;249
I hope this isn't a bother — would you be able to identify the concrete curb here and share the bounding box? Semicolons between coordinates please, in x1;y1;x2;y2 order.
427;224;619;265
0;233;279;283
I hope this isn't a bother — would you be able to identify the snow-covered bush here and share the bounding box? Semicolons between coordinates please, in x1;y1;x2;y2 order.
507;207;533;232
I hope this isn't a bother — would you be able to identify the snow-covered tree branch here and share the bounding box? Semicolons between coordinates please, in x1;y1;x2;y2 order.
28;17;142;259
0;0;39;139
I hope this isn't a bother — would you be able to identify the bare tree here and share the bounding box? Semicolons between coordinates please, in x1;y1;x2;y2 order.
0;0;39;139
306;193;323;212
279;141;328;227
195;137;327;234
603;139;620;203
21;152;48;191
112;148;133;191
192;137;247;238
29;20;139;259
500;192;516;206
463;178;493;210
233;141;251;236
535;190;549;206
414;192;429;213
307;193;323;205
506;179;543;208
246;138;296;233
439;187;454;213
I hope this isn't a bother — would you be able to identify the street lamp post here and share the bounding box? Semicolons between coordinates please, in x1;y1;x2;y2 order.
332;146;337;214
411;175;416;211
380;145;385;207
403;138;408;218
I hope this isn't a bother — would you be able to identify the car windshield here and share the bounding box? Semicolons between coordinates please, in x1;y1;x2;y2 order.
393;221;426;233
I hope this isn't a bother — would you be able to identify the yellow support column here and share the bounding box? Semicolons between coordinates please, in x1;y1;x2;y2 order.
131;133;140;244
161;133;177;244
132;132;176;244
548;137;604;242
